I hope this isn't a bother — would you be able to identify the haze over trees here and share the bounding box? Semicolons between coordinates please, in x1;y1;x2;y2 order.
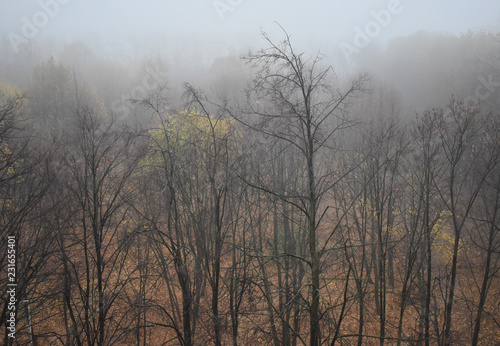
0;25;500;345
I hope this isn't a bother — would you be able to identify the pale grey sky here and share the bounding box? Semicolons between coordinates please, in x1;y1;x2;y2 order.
1;1;499;57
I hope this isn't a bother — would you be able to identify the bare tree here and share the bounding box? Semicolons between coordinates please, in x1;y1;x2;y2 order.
469;113;500;345
0;85;56;345
216;27;366;345
436;100;487;345
62;107;144;345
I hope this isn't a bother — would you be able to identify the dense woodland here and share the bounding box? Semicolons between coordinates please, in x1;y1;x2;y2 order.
1;29;500;345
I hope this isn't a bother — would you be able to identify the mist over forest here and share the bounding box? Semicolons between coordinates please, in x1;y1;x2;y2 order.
1;1;500;345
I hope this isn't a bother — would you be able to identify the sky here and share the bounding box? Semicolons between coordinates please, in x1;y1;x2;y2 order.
1;0;500;59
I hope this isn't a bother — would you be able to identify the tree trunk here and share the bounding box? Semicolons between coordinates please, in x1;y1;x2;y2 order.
308;136;321;346
471;199;498;345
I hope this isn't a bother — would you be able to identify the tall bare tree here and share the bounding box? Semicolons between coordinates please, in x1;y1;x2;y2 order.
469;113;500;345
62;107;144;345
437;100;487;345
218;27;366;345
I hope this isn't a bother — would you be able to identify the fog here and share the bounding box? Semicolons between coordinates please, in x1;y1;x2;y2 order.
3;2;500;345
2;1;500;116
2;1;499;42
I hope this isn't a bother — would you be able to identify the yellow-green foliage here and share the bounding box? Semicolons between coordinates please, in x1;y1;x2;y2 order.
0;82;24;113
0;82;22;97
145;109;238;171
0;83;24;174
433;210;454;264
0;83;24;211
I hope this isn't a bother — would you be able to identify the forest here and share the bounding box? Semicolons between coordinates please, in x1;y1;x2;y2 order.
0;27;500;345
